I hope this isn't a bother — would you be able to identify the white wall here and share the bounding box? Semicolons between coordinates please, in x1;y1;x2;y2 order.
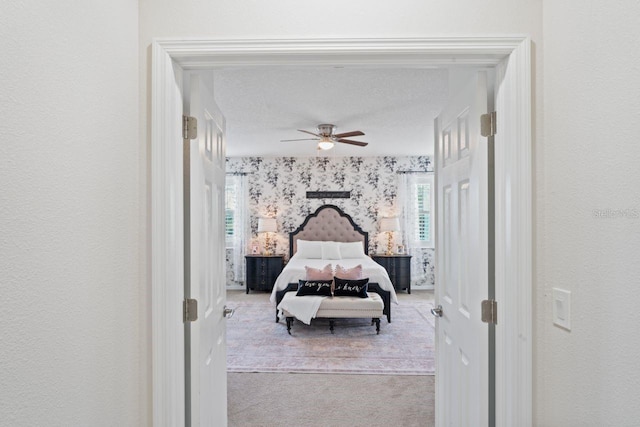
8;0;637;425
0;2;143;426
538;1;640;425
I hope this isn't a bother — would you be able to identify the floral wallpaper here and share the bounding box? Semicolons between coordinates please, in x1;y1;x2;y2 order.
226;156;435;289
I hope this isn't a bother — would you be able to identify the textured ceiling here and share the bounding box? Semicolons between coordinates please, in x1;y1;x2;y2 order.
213;67;449;157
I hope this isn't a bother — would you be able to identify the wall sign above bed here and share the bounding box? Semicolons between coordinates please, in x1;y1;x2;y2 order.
306;191;350;199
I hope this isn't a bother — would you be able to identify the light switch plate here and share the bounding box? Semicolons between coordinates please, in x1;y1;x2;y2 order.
552;288;571;330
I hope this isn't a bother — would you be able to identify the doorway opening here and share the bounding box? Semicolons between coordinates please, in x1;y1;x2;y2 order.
151;37;532;426
215;65;469;410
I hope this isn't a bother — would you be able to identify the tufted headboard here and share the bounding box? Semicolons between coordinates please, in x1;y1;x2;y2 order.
289;204;369;257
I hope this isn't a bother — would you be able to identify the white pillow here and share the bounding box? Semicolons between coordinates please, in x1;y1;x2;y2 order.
321;241;342;260
295;240;323;258
339;241;366;258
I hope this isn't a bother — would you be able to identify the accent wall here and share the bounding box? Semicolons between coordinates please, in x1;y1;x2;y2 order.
225;156;435;289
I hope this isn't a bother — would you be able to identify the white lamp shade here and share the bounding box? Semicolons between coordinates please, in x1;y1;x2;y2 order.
379;217;400;232
257;217;277;233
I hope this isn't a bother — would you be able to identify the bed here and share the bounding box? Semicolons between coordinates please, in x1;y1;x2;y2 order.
269;204;398;324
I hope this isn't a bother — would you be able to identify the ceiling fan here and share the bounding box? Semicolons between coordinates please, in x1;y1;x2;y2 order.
280;124;368;150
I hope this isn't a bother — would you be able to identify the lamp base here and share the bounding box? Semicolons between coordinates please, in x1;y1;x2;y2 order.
386;231;393;255
264;233;272;256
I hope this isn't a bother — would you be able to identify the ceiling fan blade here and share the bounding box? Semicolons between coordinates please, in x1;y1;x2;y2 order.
333;130;365;138
297;129;320;137
280;138;319;142
336;138;368;147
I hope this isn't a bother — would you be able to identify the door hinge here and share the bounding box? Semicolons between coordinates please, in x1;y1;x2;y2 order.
183;298;198;323
183;115;197;140
480;111;497;137
481;299;497;324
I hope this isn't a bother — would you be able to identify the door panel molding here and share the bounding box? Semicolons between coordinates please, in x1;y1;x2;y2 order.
151;36;532;427
435;71;490;425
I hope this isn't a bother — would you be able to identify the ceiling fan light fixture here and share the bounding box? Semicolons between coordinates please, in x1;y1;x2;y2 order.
317;135;335;150
318;141;335;150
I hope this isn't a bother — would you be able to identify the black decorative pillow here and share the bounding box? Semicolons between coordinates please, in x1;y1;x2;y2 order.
333;277;369;298
296;279;333;297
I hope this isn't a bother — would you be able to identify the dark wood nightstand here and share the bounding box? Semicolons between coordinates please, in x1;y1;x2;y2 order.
371;254;412;293
245;255;284;294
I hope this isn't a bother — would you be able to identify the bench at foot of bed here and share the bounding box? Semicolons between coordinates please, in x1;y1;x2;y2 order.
275;282;392;324
281;291;384;335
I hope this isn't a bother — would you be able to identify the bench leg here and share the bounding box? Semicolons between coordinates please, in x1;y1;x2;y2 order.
329;319;335;334
375;318;381;335
286;317;293;335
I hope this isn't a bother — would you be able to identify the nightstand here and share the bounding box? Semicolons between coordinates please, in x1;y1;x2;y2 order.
371;254;412;294
245;255;284;294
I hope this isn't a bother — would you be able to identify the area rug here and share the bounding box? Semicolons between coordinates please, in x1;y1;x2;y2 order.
226;300;435;375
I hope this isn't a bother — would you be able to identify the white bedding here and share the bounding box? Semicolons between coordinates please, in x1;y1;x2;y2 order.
269;254;399;305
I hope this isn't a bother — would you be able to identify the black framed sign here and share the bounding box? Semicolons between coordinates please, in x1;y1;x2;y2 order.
306;191;351;199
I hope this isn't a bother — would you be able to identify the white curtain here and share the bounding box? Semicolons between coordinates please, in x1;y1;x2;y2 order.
398;173;422;284
231;174;249;282
399;173;418;253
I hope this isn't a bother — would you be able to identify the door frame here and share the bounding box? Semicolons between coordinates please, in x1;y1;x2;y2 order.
151;37;532;427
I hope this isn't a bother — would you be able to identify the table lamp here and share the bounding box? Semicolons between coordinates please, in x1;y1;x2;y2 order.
257;217;277;255
379;217;400;255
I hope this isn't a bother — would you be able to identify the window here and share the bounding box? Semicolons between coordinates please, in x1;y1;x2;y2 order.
417;182;431;242
415;175;434;248
225;181;236;244
226;174;249;280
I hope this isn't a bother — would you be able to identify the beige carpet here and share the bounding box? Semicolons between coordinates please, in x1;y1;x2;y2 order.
228;372;435;427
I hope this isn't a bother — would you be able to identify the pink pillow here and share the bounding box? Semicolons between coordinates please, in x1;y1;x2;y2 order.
334;264;363;280
305;264;333;281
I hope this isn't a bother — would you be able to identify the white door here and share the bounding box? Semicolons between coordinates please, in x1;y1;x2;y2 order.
185;73;228;426
434;71;493;426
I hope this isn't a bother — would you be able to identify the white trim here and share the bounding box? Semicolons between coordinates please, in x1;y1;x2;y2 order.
151;44;185;427
493;39;532;427
150;37;532;427
155;37;527;69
